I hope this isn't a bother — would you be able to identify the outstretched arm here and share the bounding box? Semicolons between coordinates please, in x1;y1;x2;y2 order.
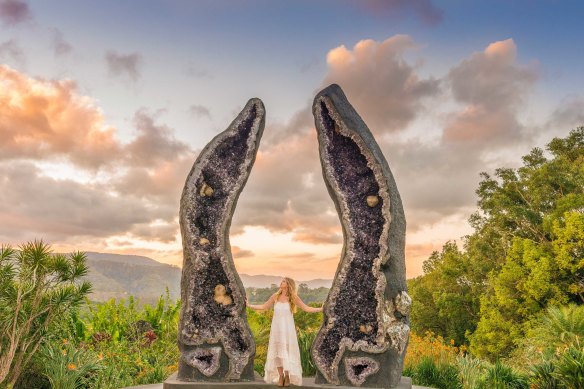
246;293;276;311
294;295;323;313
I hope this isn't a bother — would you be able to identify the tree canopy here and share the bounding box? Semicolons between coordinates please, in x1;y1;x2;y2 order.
409;127;584;360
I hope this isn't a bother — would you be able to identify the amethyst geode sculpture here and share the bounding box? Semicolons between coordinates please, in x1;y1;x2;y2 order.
311;84;410;388
177;99;265;381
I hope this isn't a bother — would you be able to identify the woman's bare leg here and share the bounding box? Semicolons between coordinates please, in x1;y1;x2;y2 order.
277;366;284;386
284;370;290;386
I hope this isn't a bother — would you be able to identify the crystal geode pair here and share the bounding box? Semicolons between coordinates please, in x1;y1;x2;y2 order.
177;84;410;388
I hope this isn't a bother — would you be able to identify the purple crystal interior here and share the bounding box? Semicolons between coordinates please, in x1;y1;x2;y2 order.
185;105;257;354
316;101;383;368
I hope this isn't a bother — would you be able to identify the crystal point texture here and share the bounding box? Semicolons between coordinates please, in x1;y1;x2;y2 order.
311;84;409;388
177;99;265;382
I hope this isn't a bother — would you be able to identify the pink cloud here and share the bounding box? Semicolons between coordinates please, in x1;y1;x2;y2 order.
323;35;440;133
444;39;537;145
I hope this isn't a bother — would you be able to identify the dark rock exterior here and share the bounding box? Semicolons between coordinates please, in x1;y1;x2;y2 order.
311;84;410;388
178;99;265;382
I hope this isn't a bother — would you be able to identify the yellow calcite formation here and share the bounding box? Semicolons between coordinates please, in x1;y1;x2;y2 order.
366;195;379;207
214;284;232;306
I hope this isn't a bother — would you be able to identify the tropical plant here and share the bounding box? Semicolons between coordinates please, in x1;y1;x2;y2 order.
40;341;101;389
0;241;92;387
530;360;559;389
482;360;528;389
552;346;584;389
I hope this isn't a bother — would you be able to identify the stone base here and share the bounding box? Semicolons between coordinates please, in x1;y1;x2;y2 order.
163;372;412;389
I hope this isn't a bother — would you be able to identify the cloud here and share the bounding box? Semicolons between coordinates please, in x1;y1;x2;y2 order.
231;129;342;245
0;0;31;26
0;39;24;65
105;50;142;82
0;162;153;242
51;29;73;56
547;95;584;131
0;36;555;279
232;246;254;258
188;104;211;119
125;110;191;167
323;35;440;133
229;36;542;276
354;0;443;25
444;39;537;146
0;65;195;244
0;64;121;169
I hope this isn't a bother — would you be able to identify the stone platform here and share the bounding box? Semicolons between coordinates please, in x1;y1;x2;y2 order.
122;373;415;389
122;374;435;389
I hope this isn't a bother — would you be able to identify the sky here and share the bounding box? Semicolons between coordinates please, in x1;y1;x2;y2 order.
1;0;583;281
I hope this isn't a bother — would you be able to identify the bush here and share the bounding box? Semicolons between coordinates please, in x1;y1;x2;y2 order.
405;331;461;368
40;341;101;389
456;354;484;389
552;346;584;389
482;360;528;389
407;356;461;389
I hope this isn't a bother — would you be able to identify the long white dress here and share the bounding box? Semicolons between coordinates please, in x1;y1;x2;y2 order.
263;301;303;386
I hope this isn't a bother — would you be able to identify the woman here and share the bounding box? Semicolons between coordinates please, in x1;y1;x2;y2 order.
247;277;323;387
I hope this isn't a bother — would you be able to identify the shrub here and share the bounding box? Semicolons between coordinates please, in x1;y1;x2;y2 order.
530;360;559;389
405;331;461;368
40;341;101;389
552;346;584;389
456;354;484;389
407;356;462;389
482;360;528;389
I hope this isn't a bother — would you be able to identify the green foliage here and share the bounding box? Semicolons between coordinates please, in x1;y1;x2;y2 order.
406;357;462;389
297;328;317;376
456;354;485;389
409;128;584;361
0;241;92;387
482;360;528;389
409;242;480;346
40;342;101;389
530;360;559;389
553;346;584;389
21;293;181;388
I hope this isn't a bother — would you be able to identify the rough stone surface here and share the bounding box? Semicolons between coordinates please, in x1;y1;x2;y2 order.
178;99;265;382
311;84;409;388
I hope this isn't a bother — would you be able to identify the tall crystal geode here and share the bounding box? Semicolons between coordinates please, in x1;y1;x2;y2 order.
311;84;410;388
177;99;265;382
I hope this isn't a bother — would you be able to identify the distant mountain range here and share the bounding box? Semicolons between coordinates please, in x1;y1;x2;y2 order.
84;252;332;303
240;274;333;289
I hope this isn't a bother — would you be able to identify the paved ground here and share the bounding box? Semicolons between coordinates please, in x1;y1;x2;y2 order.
124;378;433;389
124;385;434;389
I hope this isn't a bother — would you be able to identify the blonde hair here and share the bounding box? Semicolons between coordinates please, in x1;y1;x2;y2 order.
275;277;298;313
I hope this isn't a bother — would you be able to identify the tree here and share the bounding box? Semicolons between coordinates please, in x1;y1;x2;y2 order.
0;241;92;388
409;242;480;345
410;128;584;359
